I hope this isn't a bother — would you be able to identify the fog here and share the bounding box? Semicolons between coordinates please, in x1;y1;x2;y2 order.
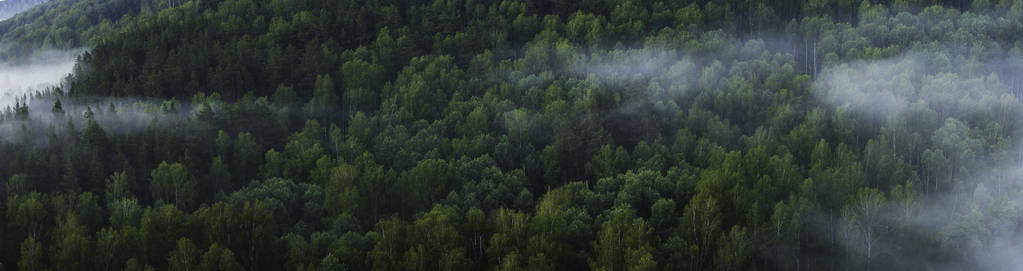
817;52;1021;126
817;49;1023;270
0;50;197;145
0;50;78;109
0;94;197;146
553;42;1023;269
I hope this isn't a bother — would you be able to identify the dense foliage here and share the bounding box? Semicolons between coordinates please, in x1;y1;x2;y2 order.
4;0;1023;270
0;0;170;62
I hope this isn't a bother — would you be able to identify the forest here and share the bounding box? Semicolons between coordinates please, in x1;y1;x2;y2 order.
0;0;48;21
2;0;1023;270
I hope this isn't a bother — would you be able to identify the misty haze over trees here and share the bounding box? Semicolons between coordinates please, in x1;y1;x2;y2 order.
3;0;1023;270
0;0;47;21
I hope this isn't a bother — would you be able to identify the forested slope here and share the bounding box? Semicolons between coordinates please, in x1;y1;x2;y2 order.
4;0;1023;270
0;0;169;61
0;0;48;21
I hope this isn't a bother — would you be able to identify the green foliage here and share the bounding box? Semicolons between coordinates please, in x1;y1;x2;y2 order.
150;162;196;210
167;238;200;271
17;237;43;271
200;243;243;271
3;0;1023;270
590;207;656;271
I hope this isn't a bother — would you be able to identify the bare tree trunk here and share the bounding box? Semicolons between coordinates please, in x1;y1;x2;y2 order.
829;208;835;271
864;230;873;271
813;41;818;78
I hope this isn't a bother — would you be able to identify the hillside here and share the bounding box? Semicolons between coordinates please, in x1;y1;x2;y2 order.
3;0;1023;270
0;0;167;61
